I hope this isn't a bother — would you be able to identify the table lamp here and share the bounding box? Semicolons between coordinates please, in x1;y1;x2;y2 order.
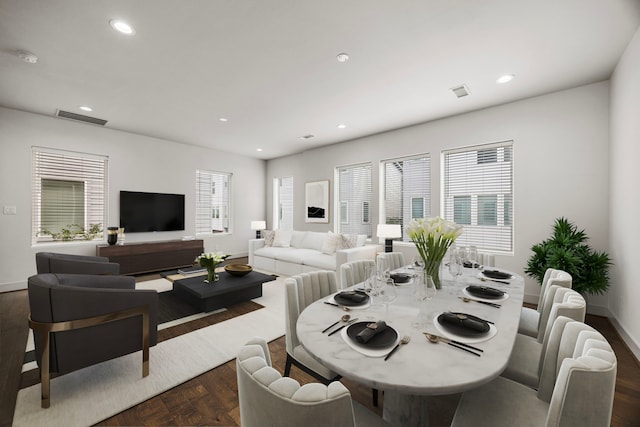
377;224;401;252
251;220;266;239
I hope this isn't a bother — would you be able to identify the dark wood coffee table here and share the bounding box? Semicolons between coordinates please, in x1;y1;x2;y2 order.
172;270;277;312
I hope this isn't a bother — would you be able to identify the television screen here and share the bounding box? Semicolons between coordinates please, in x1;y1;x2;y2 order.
119;191;185;233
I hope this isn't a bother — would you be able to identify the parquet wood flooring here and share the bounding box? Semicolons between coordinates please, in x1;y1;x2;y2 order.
1;287;638;426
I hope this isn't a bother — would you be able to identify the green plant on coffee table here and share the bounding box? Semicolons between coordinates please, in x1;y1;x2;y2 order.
525;217;612;295
196;251;230;282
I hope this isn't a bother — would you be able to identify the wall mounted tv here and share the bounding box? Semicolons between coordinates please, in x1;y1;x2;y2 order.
119;191;185;233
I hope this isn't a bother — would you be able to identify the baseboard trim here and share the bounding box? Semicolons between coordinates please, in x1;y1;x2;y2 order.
0;280;27;293
608;315;640;362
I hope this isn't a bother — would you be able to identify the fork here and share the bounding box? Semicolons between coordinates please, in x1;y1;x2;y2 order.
384;335;411;361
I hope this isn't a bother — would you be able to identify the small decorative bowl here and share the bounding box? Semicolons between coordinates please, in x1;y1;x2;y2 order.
224;264;253;277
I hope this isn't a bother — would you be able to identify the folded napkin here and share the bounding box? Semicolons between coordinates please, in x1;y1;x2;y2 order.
439;312;489;334
390;273;410;283
482;269;512;280
467;285;505;299
356;320;387;344
463;261;481;268
336;291;367;303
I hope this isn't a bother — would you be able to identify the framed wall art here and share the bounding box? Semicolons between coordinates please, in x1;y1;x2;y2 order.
305;180;329;223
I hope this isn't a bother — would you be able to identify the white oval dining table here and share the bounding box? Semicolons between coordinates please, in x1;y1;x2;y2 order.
296;267;525;427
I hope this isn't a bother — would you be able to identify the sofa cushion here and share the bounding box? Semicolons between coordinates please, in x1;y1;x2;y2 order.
337;233;358;249
273;229;292;247
255;247;303;263
277;248;318;264
301;231;327;251
301;252;337;270
322;231;341;255
290;231;306;248
263;230;275;247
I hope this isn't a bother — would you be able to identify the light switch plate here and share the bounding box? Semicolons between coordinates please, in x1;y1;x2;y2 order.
3;206;17;215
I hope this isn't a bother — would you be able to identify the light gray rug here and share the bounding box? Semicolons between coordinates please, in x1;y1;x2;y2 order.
13;275;286;427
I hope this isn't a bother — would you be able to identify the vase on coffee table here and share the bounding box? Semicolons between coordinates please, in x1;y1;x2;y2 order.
196;251;230;284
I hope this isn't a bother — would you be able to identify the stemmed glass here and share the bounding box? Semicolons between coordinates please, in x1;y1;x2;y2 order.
379;278;397;322
467;246;479;272
412;272;436;327
448;247;465;295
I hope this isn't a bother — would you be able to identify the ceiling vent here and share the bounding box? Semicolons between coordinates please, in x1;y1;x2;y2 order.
55;109;108;126
450;84;470;98
299;134;315;140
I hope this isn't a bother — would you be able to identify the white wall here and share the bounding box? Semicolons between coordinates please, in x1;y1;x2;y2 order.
0;107;266;292
610;27;640;358
266;82;611;313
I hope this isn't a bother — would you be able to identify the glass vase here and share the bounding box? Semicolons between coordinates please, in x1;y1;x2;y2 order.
423;258;443;289
205;264;219;283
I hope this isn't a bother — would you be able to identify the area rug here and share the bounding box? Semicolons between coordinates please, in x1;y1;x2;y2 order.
13;275;286;427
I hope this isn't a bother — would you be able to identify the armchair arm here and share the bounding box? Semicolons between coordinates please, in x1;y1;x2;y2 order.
54;273;135;290
50;258;120;275
248;238;265;266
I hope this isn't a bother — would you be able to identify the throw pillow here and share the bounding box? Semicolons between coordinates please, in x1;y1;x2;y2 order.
272;229;292;248
337;233;358;250
321;231;340;255
263;230;275;247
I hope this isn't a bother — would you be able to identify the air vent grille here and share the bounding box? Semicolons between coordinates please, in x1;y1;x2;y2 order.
56;110;108;126
450;84;470;98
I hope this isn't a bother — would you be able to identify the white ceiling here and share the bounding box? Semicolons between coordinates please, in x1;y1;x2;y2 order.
1;0;639;160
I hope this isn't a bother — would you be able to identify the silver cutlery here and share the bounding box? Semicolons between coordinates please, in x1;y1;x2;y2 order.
384;335;411;361
423;333;484;353
324;301;350;311
479;277;510;285
458;296;501;308
424;333;481;356
328;318;359;336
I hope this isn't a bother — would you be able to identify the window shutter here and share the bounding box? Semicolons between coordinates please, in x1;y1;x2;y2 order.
337;163;372;237
32;148;107;242
382;154;431;241
196;169;232;234
443;141;513;253
277;176;293;230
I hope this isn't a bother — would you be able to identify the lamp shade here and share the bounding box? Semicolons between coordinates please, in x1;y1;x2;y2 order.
250;220;266;231
377;224;401;239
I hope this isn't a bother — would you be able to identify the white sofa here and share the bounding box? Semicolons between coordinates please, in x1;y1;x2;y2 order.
248;230;380;285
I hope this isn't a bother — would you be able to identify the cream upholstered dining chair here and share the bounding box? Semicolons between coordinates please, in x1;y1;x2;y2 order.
519;268;572;337
284;271;341;382
340;259;375;290
451;320;617;427
502;288;586;389
236;337;392;427
376;252;405;271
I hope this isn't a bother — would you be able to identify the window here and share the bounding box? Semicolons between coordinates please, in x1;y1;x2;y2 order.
443;141;513;253
381;154;430;241
32;148;107;243
274;176;293;230
196;169;232;234
336;163;372;237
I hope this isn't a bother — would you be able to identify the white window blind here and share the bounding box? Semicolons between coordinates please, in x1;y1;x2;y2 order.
337;163;372;237
443;141;513;253
382;154;430;241
196;169;232;234
32;147;107;243
276;176;293;230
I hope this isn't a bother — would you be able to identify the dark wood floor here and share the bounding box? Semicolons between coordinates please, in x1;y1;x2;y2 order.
2;289;639;427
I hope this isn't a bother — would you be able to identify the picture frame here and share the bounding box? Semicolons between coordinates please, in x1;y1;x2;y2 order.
305;180;329;223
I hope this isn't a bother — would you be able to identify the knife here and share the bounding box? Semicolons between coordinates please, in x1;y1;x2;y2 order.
482;277;510;285
328;318;358;336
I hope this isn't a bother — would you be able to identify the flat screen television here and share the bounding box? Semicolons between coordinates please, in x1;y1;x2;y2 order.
119;191;185;233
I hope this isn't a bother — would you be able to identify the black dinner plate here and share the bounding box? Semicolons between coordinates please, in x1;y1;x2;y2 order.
347;321;398;348
437;312;490;337
482;269;513;280
465;285;505;300
334;290;370;307
390;273;411;283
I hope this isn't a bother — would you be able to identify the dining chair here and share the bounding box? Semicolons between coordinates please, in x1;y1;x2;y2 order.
452;320;617;427
376;252;405;271
284;271;341;382
502;287;586;388
340;259;375;289
518;269;572;338
236;337;392;427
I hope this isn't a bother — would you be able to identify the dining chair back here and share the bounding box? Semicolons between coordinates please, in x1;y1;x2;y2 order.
340;259;375;289
236;337;391;427
376;252;405;271
452;320;617;427
519;269;573;338
537;285;584;343
284;271;340;382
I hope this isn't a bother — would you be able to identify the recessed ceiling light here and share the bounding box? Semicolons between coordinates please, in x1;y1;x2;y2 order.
256;148;263;152
109;19;135;35
79;106;93;112
497;74;515;84
17;50;38;64
219;117;228;122
337;124;347;129
336;53;350;63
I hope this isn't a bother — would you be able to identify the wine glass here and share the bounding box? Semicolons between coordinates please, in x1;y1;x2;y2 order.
467;246;479;272
448;247;464;294
379;278;397;322
412;272;429;328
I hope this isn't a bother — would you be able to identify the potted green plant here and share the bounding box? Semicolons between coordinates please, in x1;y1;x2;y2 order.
525;217;611;295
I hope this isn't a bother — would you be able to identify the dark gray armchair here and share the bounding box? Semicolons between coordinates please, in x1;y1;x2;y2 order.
35;252;120;275
27;273;158;408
